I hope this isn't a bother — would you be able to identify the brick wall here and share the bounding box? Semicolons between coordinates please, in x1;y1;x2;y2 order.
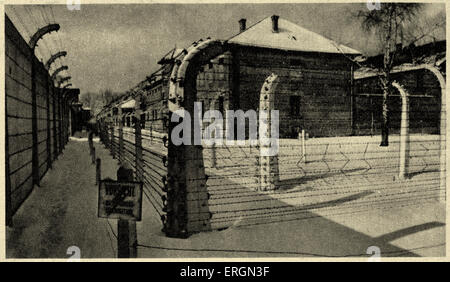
234;46;353;138
122;45;355;139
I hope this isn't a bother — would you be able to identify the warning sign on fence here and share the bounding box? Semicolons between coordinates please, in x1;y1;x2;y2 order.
98;180;143;221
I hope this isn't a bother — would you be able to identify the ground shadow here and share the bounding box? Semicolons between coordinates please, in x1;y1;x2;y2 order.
277;168;368;191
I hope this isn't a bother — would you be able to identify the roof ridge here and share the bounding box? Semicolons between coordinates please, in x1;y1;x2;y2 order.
226;15;271;42
227;15;361;55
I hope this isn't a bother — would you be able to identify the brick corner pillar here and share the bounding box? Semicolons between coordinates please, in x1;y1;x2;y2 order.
163;39;225;237
258;73;280;191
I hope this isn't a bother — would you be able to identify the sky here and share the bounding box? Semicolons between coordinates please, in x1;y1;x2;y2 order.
5;3;445;96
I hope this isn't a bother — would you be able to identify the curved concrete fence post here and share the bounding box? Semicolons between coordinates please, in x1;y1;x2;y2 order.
401;64;446;202
258;73;280;191
164;39;228;237
392;81;409;180
421;65;446;203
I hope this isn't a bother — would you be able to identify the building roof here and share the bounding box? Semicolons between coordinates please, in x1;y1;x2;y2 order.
120;99;135;109
228;16;361;55
362;40;446;69
355;40;446;79
354;62;445;80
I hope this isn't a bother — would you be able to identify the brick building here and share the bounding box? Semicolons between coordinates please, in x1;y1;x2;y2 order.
128;15;361;138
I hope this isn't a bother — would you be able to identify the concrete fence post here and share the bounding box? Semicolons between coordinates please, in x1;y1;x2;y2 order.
422;66;446;203
5;89;12;226
301;129;306;163
106;120;111;149
135;95;143;182
52;86;58;160
64;98;68;144
392;81;409;180
31;58;39;187
58;90;63;155
118;106;124;163
104;121;108;148
65;98;69;144
61;96;65;150
149;121;153;144
111;122;115;159
68;106;72;137
258;73;280;191
91;147;96;164
46;77;52;170
116;166;137;258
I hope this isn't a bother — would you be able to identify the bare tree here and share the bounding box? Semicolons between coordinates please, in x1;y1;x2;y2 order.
101;88;114;105
358;3;422;146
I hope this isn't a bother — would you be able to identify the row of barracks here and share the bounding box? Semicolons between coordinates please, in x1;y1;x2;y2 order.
98;15;445;139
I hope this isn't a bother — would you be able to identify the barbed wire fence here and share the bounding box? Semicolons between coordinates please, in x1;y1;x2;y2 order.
5;14;72;226
96;93;445;227
96;39;445;257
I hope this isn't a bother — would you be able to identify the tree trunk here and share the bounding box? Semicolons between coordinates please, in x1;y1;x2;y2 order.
380;84;389;146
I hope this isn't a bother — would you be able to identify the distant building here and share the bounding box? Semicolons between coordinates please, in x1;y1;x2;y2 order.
354;40;445;135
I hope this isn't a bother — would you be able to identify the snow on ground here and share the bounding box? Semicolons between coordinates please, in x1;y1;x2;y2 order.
6;135;445;258
6;136;117;258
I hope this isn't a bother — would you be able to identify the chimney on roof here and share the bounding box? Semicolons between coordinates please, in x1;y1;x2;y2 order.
239;18;246;33
271;15;279;33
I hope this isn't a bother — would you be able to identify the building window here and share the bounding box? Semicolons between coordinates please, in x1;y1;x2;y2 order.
290;96;301;117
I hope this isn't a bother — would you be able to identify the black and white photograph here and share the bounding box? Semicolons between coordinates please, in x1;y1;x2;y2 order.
3;1;447;260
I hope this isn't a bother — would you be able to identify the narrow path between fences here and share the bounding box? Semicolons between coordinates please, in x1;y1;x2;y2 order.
5;135;119;258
